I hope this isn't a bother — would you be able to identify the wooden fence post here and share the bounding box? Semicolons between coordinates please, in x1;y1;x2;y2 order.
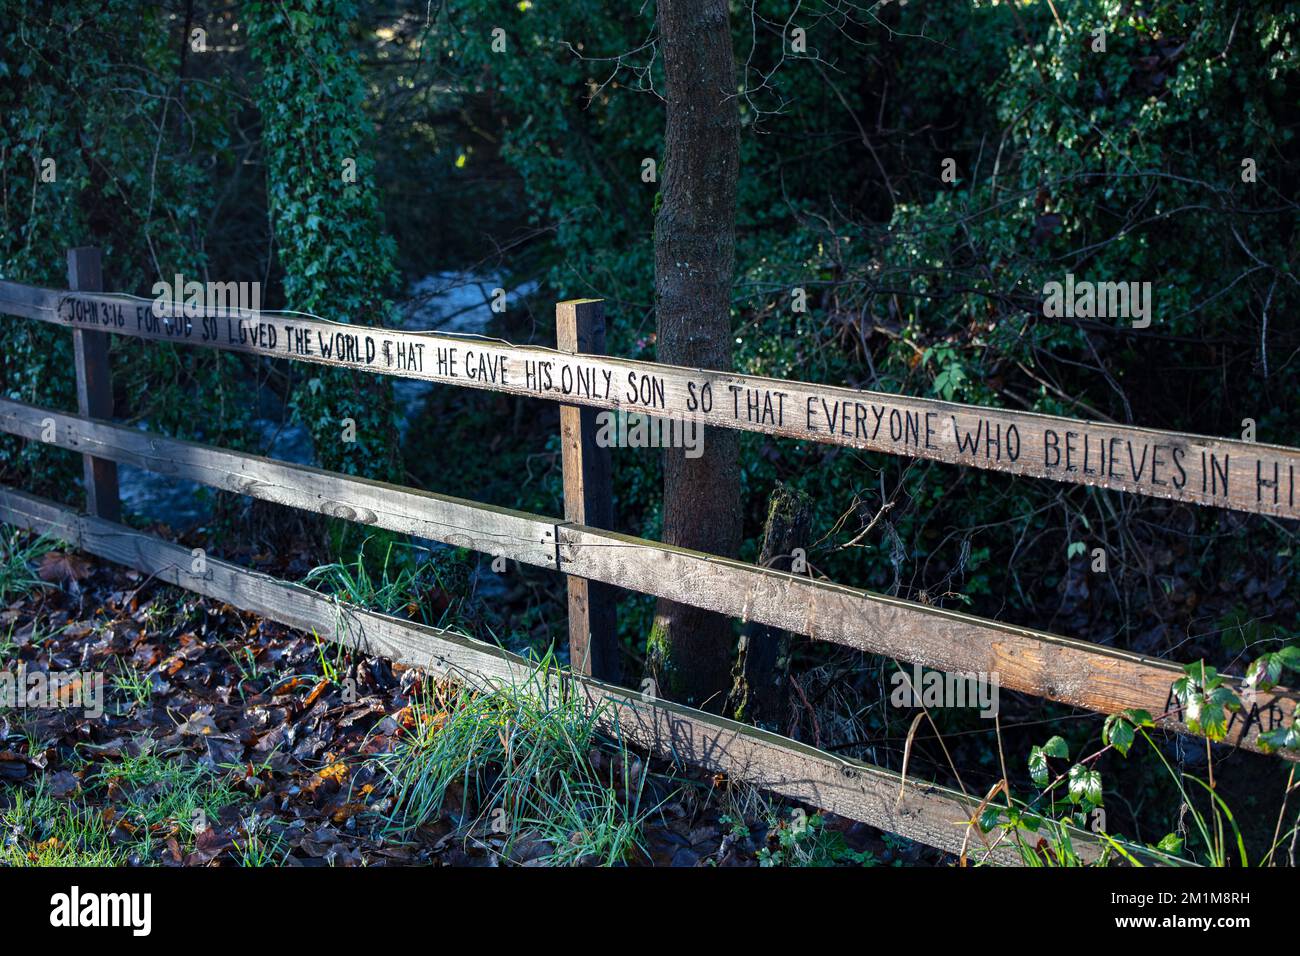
556;298;620;683
67;247;120;521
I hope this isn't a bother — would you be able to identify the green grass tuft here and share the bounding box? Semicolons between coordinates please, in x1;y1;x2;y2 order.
0;530;58;605
372;651;663;866
0;782;125;866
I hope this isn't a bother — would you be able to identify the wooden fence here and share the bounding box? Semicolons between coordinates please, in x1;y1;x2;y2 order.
0;247;1296;866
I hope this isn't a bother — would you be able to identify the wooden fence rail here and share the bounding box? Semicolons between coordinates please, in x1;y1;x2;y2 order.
0;258;1296;865
3;280;1298;520
0;483;1024;863
0;483;1191;867
2;396;1293;757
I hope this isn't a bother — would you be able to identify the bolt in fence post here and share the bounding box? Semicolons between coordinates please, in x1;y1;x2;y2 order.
556;298;620;683
67;247;120;521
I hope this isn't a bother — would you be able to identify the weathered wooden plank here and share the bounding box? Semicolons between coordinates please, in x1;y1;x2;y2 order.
66;250;120;522
557;525;1300;759
557;299;620;682
0;482;1140;867
3;395;1293;759
0;398;556;569
3;282;1298;519
0;281;52;319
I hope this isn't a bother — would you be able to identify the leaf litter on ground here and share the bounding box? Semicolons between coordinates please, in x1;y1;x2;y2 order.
0;532;911;867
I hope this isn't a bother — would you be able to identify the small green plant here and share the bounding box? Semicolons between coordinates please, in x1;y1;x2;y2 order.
720;813;751;841
987;706;1255;867
756;810;879;867
313;628;349;686
219;640;266;701
1245;645;1300;752
233;814;288;867
0;620;18;667
81;743;240;859
996;718;1145;867
1171;661;1241;742
988;649;1300;867
111;668;152;712
0;530;57;604
922;345;969;402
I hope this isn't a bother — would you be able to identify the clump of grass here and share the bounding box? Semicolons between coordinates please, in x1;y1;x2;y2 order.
304;534;470;629
0;530;58;604
0;782;125;866
312;628;351;687
233;813;288;867
111;667;153;712
81;743;241;859
3;746;248;866
218;639;267;702
372;652;661;866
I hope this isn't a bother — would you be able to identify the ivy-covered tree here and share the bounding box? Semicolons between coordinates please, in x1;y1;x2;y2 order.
247;0;403;481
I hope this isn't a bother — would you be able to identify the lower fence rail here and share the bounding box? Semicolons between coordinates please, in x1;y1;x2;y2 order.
0;484;1193;866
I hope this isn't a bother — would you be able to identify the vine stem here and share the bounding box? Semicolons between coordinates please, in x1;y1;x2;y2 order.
1264;764;1297;868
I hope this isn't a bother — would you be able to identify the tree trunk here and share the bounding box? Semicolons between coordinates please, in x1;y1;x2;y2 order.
729;483;812;731
646;0;742;711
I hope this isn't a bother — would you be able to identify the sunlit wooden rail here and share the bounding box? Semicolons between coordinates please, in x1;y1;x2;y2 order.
0;248;1294;865
2;278;1298;520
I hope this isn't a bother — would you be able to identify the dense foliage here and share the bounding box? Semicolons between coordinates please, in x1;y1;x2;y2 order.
247;0;403;480
410;0;1300;664
0;0;253;495
2;0;1298;861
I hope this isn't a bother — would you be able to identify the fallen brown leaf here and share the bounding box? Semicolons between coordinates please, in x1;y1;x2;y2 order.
38;551;92;584
302;678;331;709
